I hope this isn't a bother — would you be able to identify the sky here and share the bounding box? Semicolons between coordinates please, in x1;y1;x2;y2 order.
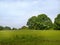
0;0;60;28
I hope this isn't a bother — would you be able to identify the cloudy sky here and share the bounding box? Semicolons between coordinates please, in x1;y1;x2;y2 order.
0;0;60;28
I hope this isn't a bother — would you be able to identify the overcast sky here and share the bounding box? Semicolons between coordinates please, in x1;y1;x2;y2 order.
0;0;60;28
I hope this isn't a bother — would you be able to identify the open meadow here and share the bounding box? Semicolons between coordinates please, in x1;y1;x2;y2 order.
0;30;60;45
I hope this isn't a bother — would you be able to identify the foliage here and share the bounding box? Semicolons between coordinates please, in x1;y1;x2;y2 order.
20;26;28;30
0;26;4;30
12;28;17;30
54;14;60;30
27;16;37;29
27;14;53;30
4;26;11;30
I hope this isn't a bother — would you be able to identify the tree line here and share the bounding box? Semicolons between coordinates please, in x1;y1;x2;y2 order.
0;14;60;30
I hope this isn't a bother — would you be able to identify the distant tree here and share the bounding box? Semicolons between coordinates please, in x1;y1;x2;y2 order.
20;26;28;30
54;14;60;30
4;26;11;30
0;26;4;30
12;28;17;30
27;14;53;30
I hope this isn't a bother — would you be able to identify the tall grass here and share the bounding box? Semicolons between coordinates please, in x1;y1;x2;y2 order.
0;30;60;45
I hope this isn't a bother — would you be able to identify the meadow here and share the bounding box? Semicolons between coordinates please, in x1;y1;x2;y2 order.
0;30;60;45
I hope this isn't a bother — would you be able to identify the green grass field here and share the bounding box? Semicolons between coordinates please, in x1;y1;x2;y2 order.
0;30;60;45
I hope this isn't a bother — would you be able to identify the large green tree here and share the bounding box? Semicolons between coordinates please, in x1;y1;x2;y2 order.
27;16;37;29
27;14;53;30
54;14;60;30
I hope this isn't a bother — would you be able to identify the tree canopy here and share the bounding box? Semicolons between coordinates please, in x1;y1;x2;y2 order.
54;14;60;30
27;14;53;30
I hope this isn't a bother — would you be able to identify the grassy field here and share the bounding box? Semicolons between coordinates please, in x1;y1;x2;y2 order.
0;30;60;45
